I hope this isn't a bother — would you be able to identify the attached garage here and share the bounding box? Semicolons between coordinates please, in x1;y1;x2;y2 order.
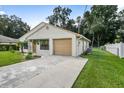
53;38;72;56
19;22;91;57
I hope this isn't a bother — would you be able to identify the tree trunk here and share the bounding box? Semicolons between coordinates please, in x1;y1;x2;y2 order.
91;33;94;48
21;44;24;53
97;35;100;48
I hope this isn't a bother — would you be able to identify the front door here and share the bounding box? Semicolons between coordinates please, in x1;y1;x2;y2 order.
32;40;36;53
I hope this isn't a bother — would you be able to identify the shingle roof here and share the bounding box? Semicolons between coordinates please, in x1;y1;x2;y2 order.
0;35;18;43
20;22;91;42
45;23;91;42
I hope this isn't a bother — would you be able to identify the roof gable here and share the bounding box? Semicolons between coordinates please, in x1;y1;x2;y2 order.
19;22;90;42
46;23;91;42
27;24;75;39
19;22;46;41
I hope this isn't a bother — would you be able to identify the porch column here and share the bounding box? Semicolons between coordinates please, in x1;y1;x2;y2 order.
28;40;32;52
49;38;53;55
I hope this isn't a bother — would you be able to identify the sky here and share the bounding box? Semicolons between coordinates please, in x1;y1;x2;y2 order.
0;5;92;28
0;5;124;29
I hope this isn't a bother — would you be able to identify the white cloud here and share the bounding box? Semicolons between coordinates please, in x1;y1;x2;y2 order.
0;11;6;15
118;5;124;12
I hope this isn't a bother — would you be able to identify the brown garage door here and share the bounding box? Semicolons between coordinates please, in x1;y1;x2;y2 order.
53;38;72;56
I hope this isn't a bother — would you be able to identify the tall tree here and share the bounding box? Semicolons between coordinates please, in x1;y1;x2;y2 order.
47;6;72;28
0;14;30;39
66;19;76;31
83;11;95;47
91;5;118;47
76;16;81;33
81;5;118;47
116;9;124;42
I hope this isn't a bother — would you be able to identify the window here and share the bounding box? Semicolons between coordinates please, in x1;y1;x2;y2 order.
23;42;28;49
40;39;49;50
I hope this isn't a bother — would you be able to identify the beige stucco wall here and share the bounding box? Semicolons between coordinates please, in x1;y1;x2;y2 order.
76;38;90;56
27;25;75;40
23;25;77;56
76;39;83;56
35;36;77;56
19;23;90;57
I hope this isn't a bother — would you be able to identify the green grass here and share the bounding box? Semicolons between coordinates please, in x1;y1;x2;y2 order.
0;51;24;67
73;48;124;88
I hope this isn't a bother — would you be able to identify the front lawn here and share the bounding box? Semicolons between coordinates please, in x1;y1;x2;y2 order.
0;51;24;67
73;48;124;88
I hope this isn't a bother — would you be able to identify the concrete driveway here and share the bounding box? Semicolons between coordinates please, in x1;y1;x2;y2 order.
0;56;88;88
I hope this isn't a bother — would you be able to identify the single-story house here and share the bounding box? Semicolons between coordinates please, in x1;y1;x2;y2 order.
19;22;90;56
0;35;18;50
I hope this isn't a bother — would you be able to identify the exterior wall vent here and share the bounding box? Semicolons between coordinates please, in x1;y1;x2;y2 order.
46;26;49;30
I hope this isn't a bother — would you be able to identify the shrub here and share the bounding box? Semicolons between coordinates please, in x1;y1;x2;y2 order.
82;51;88;55
2;46;7;51
0;45;17;51
0;45;6;51
0;46;3;51
11;50;15;53
0;45;8;51
9;46;15;53
25;52;33;60
28;52;32;55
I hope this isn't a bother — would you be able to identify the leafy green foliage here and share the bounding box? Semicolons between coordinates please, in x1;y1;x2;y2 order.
0;14;30;39
116;9;124;42
25;52;33;60
0;45;17;51
82;5;118;47
0;45;7;51
47;6;72;28
9;46;15;53
47;5;121;47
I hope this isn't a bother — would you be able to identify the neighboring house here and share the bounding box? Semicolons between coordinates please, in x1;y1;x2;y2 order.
19;22;90;56
0;35;18;50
